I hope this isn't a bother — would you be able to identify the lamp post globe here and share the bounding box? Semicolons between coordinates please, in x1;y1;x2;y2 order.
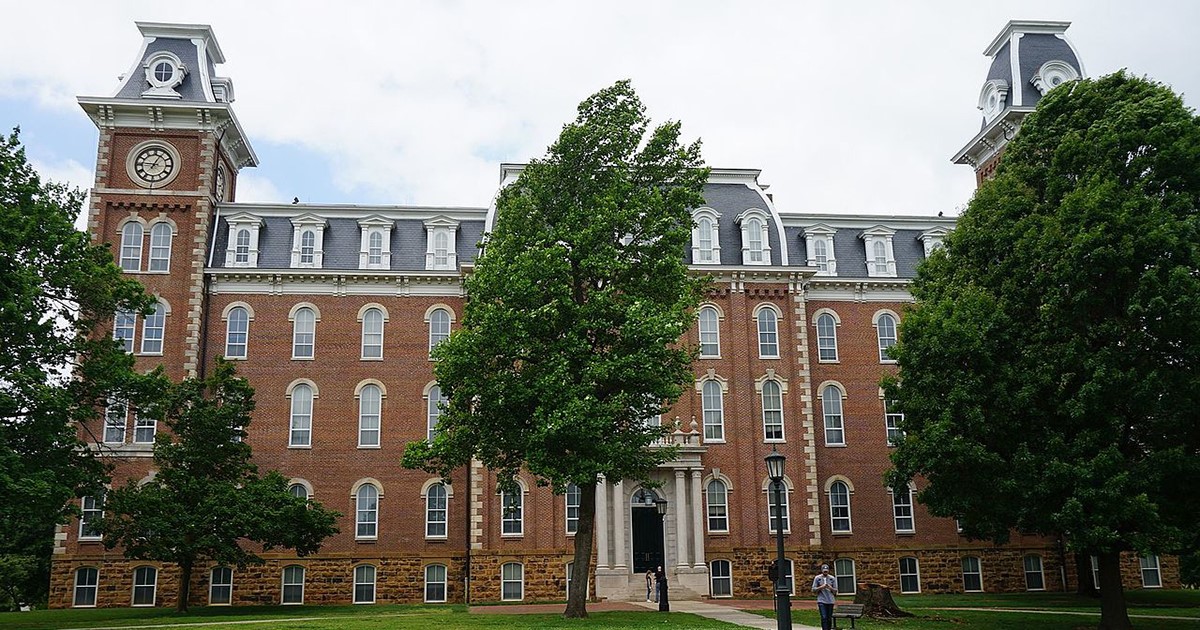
764;447;791;629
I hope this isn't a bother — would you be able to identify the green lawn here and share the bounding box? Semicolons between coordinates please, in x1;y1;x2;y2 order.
0;605;740;630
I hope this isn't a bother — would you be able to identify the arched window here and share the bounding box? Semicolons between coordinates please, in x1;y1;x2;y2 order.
762;380;784;441
876;313;897;362
899;557;920;593
501;487;523;536
1023;555;1045;591
114;311;136;353
120;222;143;271
353;565;376;604
299;229;316;265
565;483;581;534
813;238;829;273
292;307;316;359
132;566;157;606
834;558;856;595
710;559;732;597
697;217;715;263
702;380;724;442
757;308;779;358
746;217;764;263
501;562;523;601
426;483;448;538
368;231;384;267
962;556;983;592
427;384;447;441
822;385;844;445
148;223;172;271
281;565;305;604
361;308;384;359
289;384;313;447
434;231;450;268
429;308;451;353
288;483;309;499
425;564;447;603
706;479;728;532
816;313;838;362
140;302;165;354
873;240;889;275
765;479;790;534
829;481;851;533
698;306;720;357
210;567;233;605
73;567;99;607
234;229;251;264
358;384;381;447
225;306;249;359
356;484;379;539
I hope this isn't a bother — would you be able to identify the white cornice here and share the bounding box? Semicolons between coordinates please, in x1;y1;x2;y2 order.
136;22;225;63
206;269;465;297
219;202;486;221
983;20;1071;57
951;107;1031;167
77;97;258;169
780;214;956;229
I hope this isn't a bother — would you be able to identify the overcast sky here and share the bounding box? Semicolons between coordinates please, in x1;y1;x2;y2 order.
2;1;1198;219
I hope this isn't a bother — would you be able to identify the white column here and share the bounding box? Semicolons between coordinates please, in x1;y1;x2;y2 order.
612;480;627;570
690;469;705;567
674;470;687;569
596;476;610;569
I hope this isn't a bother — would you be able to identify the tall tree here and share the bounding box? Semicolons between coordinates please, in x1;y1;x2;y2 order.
402;80;707;618
0;129;152;610
886;72;1200;630
100;360;339;612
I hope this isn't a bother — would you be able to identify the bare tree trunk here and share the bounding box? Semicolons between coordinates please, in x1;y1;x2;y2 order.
176;559;192;613
564;481;596;619
854;583;912;618
1076;551;1097;596
1096;550;1132;630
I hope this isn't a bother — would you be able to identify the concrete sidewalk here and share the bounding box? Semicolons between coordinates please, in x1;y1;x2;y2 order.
631;600;822;629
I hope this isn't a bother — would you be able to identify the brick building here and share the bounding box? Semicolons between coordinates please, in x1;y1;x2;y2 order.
50;20;1179;609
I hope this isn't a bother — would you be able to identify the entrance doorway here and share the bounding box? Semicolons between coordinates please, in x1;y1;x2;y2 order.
631;489;664;573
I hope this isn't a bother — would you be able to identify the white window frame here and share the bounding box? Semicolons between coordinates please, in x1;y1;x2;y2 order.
427;306;453;356
760;378;785;442
736;208;772;265
131;566;157;607
803;225;837;276
359;306;386;360
698;305;721;358
919;226;950;258
147;222;173;272
1140;555;1162;588
73;567;99;607
281;565;305;604
962;556;983;592
821;384;846;446
114;311;136;353
501;487;524;537
424;217;459;271
357;216;393;270
834;558;857;595
133;412;156;444
287;381;315;448
139;301;166;355
565;483;581;535
501;562;524;601
699;377;726;443
755;305;780;358
119;221;144;272
829;480;852;534
223;303;252;360
104;399;128;444
710;559;733;598
289;214;327;268
357;383;382;448
425;564;448;603
706;479;729;533
1024;554;1045;591
355;483;379;540
210;566;233;605
861;226;897;278
223;213;263;268
813;310;839;362
425;482;448;539
289;482;310;500
426;383;446;442
353;565;377;604
79;494;104;540
875;311;899;363
892;484;915;533
764;478;791;534
691;207;721;265
290;305;318;360
884;398;905;446
899;557;921;593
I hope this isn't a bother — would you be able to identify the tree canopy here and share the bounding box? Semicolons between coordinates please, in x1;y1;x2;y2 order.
0;129;152;609
402;80;708;617
886;73;1200;630
101;360;339;612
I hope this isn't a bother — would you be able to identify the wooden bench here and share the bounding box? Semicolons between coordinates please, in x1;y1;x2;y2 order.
832;603;865;629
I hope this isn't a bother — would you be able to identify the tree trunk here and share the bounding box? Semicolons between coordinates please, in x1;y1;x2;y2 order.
1076;551;1098;597
176;559;192;613
564;480;596;618
1096;550;1132;630
853;583;913;618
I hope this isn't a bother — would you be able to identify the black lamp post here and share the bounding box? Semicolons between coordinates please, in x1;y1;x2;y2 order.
654;497;667;516
765;447;791;629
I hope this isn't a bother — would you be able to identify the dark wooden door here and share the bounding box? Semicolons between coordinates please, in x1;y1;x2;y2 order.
631;508;664;573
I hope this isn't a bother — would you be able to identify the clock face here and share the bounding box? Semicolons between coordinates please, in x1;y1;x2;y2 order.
134;146;176;184
215;166;227;201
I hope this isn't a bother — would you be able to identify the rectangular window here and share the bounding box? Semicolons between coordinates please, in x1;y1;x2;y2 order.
140;304;165;354
899;557;920;593
133;414;156;444
80;494;103;540
282;566;305;604
893;487;914;533
702;381;724;442
292;308;316;359
425;564;447;603
73;568;99;607
104;400;127;444
501;562;523;601
834;558;856;595
1140;555;1161;588
885;400;904;446
757;311;778;357
501;491;523;536
114;311;136;353
210;567;233;605
565;484;581;534
426;484;447;538
148;224;171;271
132;566;157;606
1024;555;1045;591
962;556;983;592
767;484;790;534
353;565;376;604
710;560;732;597
762;381;784;441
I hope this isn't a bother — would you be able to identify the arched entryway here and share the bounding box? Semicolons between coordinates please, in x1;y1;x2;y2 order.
630;488;665;573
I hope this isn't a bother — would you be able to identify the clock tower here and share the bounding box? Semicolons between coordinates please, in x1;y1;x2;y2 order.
78;21;257;380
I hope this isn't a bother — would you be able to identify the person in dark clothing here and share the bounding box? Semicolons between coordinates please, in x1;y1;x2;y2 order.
655;566;669;611
645;569;655;602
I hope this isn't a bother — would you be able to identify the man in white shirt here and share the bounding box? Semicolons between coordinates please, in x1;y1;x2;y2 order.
811;563;837;630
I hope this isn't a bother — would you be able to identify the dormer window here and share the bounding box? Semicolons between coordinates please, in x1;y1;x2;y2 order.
861;226;897;278
1031;60;1080;95
141;51;187;99
803;225;837;277
691;208;721;265
978;79;1010;124
919;226;951;258
290;214;327;269
223;213;263;268
358;216;393;270
736;209;772;265
424;217;459;271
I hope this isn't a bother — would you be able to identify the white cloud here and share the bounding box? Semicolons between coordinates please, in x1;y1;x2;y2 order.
232;172;285;204
29;157;94;229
